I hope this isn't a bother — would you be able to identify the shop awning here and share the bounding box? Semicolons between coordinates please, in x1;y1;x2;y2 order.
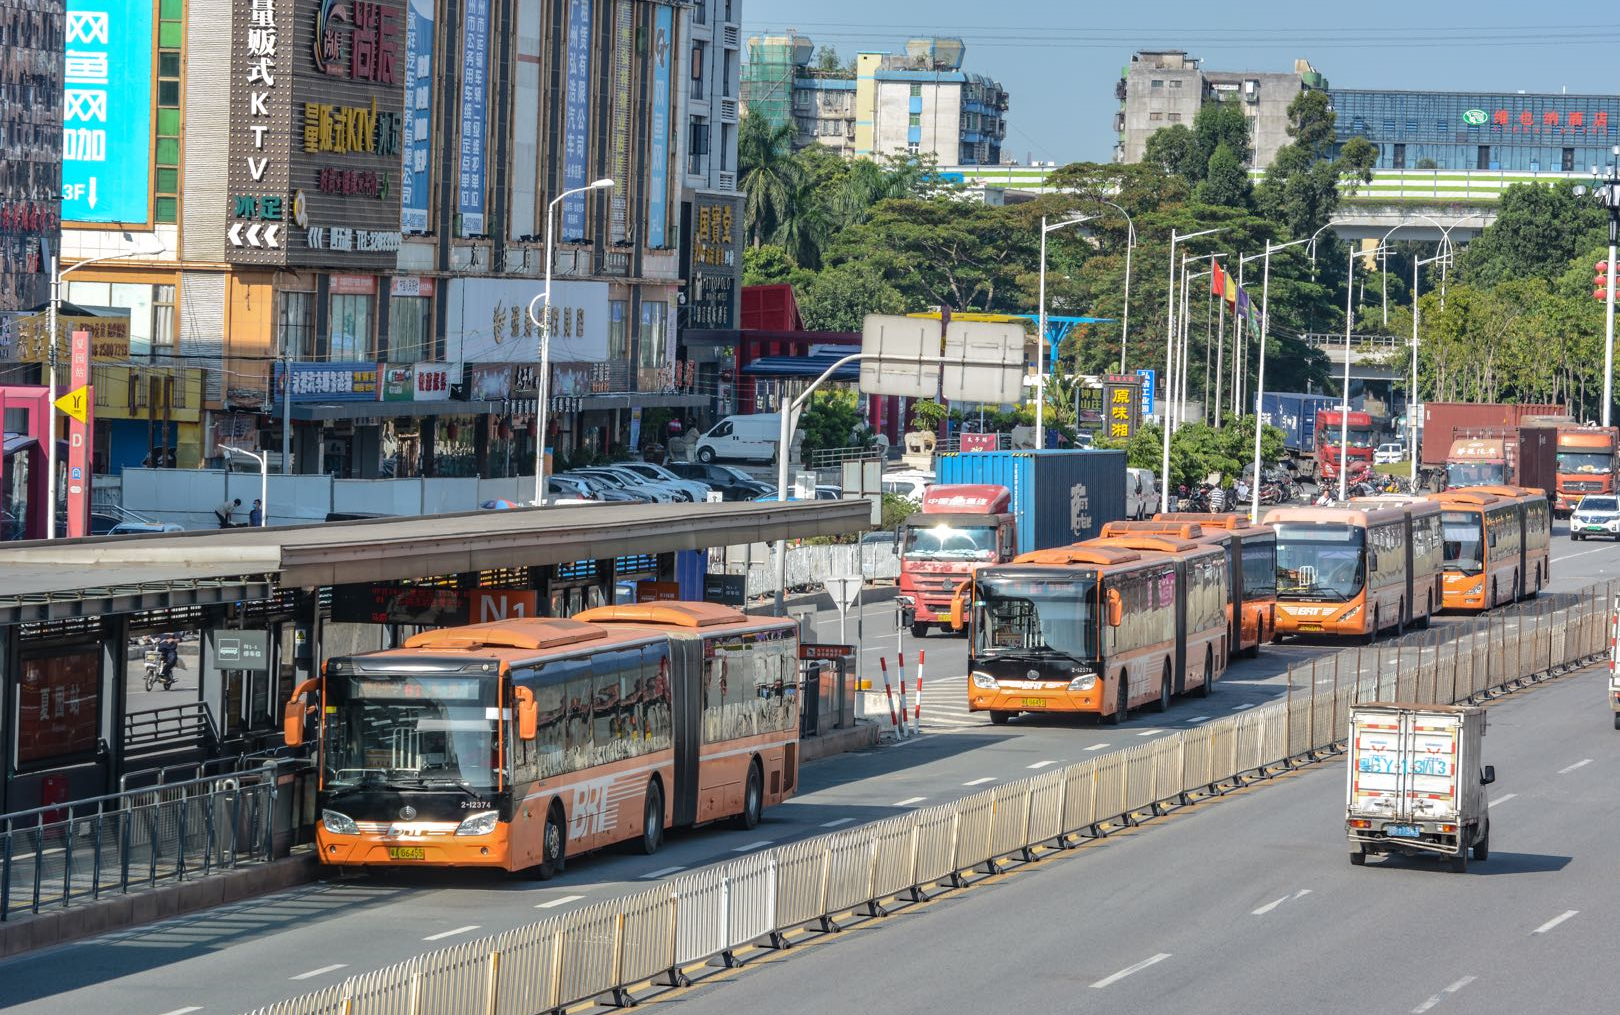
740;354;859;381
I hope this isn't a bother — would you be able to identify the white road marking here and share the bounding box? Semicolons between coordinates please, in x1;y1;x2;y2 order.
1026;760;1058;769
1558;759;1592;774
154;1008;203;1015
963;777;998;786
1186;716;1211;723
1532;910;1579;934
536;895;584;909
641;865;687;879
1552;546;1608;562
1251;889;1311;916
732;840;773;852
423;925;480;941
1086;743;1110;751
290;964;348;981
893;796;927;806
1090;953;1171;989
1490;793;1517;806
1412;976;1476;1013
819;817;855;828
1136;729;1162;736
1233;703;1255;710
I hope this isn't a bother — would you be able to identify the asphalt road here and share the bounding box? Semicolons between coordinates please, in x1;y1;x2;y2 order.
654;655;1618;1015
1;525;1616;1014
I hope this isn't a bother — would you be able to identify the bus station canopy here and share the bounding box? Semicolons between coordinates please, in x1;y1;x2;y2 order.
0;500;871;624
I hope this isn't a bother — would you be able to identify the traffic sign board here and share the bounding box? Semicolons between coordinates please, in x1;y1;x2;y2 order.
54;385;89;424
826;576;863;611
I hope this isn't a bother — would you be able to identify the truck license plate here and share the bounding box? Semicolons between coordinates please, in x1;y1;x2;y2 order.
387;846;426;860
1022;697;1047;708
1386;825;1421;839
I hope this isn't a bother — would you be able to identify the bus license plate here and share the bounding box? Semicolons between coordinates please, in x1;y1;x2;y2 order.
1386;825;1421;839
1300;623;1323;633
1022;697;1047;708
387;846;426;860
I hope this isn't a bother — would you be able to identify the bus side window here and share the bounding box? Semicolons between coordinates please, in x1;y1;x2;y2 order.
533;674;568;778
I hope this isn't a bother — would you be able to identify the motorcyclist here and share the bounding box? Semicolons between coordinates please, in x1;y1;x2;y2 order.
157;633;180;689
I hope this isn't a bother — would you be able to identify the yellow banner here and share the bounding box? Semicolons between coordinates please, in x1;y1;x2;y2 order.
7;313;131;362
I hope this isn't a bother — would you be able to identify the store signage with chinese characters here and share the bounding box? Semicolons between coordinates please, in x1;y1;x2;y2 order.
1102;375;1142;440
62;0;153;224
413;360;453;400
686;194;742;329
389;276;434;298
6;313;130;362
306;224;401;251
1459;103;1619;135
225;0;292;264
381;364;414;401
274;360;381;401
445;278;609;363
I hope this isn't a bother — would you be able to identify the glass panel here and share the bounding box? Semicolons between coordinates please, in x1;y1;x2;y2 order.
159;21;181;47
387;295;430;362
328;293;374;360
159;52;181;77
158;80;180;106
608;300;628;361
156;108;180;136
156;137;180;165
160;0;182;18
156;168;179;193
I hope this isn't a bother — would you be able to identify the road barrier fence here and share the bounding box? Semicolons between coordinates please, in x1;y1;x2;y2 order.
237;583;1609;1015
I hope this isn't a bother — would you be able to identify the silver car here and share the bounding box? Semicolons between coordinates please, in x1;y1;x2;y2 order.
1570;495;1620;540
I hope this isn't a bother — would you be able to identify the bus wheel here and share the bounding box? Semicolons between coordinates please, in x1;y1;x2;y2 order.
636;780;665;856
1198;647;1216;697
1365;610;1379;646
539;806;567;881
1154;664;1172;712
735;760;764;831
1107;673;1129;725
989;710;1013;725
1394;600;1405;638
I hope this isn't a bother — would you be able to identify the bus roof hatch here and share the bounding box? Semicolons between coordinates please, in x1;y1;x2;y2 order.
574;602;749;628
403;617;608;651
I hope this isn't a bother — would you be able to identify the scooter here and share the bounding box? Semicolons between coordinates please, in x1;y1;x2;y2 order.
143;649;163;691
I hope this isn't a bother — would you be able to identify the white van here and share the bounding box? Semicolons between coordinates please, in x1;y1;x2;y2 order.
696;413;784;463
1125;467;1159;520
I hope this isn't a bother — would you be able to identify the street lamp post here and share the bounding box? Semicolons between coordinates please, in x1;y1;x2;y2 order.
528;178;615;506
1035;213;1095;449
1248;233;1322;522
221;446;268;526
1091;200;1136;374
45;240;164;540
1339;241;1403;500
1409;249;1451;488
1159;227;1222;512
1586;149;1620;427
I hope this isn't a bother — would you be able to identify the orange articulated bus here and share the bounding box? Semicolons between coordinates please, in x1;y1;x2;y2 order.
1140;512;1279;658
1346;495;1446;628
1429;486;1552;609
284;603;799;877
958;534;1228;725
1264;503;1439;641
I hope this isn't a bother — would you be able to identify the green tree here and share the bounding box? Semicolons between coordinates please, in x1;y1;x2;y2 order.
1142;124;1203;182
823;199;1034;312
1193;99;1252;173
1196;141;1252;208
1255;91;1376;237
797;389;875;461
795;262;904;332
738;112;799;248
815;45;841;73
1457;182;1607;287
742;244;799;286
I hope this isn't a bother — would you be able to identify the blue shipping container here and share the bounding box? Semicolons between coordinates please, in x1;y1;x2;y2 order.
934;449;1127;555
1258;392;1338;450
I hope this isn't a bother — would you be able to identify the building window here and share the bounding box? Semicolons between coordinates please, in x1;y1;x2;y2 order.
691;43;706;100
910;83;922;97
724;0;733;20
637;300;668;385
153;284;175;351
907;141;920;154
1167;112;1182;122
1149;111;1164;121
328;293;375;360
1563;147;1576;172
693;0;705;23
721;49;734;97
1168;79;1183;89
278;291;315;359
688;117;709;175
909;113;920;127
389;295;431;363
154;0;183;223
1393;143;1405;169
609;300;629;364
720;123;733;171
1150;79;1163;88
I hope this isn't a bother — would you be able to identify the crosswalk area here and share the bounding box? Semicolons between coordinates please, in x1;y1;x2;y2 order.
913;675;990;731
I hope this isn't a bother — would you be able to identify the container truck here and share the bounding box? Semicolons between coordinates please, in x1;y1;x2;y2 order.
1346;703;1495;872
1420;402;1566;466
899;450;1125;637
1545;424;1619;515
1255;393;1372;483
1444;426;1557;494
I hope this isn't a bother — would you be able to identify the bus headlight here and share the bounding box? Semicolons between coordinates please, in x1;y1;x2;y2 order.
455;811;500;836
1068;674;1097;692
1339;604;1363;622
971;671;1000;690
322;810;359;836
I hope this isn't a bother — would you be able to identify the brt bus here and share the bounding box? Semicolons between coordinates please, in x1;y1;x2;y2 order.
954;534;1228;725
1264;503;1440;641
1137;512;1279;658
1346;495;1446;627
283;603;799;877
1428;486;1551;609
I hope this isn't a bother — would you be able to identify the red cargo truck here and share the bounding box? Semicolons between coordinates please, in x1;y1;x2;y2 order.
1315;409;1376;484
1421;402;1567;466
897;484;1016;638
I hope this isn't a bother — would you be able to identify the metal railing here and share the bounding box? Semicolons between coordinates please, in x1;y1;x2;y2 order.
2;759;315;922
1299;333;1404;350
245;583;1610;1015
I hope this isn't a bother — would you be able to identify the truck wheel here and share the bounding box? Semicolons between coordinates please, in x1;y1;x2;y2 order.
1350;850;1367;866
911;622;930;639
1613;712;1620;731
1449;851;1469;874
989;710;1013;725
1472;827;1489;862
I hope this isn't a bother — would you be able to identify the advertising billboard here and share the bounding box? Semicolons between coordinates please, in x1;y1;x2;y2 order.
456;0;488;235
561;0;592;240
444;278;609;363
647;3;672;249
17;648;100;766
400;0;434;233
62;0;152;224
0;0;63;313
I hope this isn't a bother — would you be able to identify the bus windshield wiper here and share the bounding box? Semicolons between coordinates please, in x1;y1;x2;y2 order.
985;646;1089;666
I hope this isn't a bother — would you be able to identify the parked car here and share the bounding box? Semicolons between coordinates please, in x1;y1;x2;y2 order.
695;413;785;463
753;485;842;502
567;468;679;503
1570;494;1620;540
1374;442;1406;464
615;460;713;501
560;472;645;503
1125;467;1159;520
108;521;185;535
665;461;772;500
592;464;696;502
881;472;933;500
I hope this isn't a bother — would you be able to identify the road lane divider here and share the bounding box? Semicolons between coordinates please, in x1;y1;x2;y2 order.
1412;975;1476;1013
1532;910;1578;934
243;584;1612;1015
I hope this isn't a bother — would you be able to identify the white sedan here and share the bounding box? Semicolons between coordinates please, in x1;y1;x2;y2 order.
1373;442;1405;464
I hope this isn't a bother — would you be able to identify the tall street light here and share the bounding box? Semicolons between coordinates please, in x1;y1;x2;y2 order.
527;178;615;505
1340;241;1401;500
1089;200;1137;374
1408;248;1453;488
1374;213;1460;326
46;237;164;540
1248;233;1324;522
1173;250;1228;426
221;445;268;526
1159;226;1222;512
1582;148;1620;427
1036;213;1095;449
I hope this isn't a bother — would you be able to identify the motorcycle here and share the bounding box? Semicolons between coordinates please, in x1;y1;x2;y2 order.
143;649;163;691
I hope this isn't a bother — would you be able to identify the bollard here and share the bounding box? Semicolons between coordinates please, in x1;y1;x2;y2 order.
896;652;911;737
914;649;925;728
879;657;901;734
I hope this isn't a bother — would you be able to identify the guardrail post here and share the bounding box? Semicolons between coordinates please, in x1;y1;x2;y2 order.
30;826;42;914
62;807;76;909
486;950;503;1015
1284;675;1295;764
1;826;12;921
202;788;216;876
176;791;189;881
90;810;104;901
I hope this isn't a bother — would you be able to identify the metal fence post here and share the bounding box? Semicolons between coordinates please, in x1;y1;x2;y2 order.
1;826;12;920
30;826;43;914
62;808;76;909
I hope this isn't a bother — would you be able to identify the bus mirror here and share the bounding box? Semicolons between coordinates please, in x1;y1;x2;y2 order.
1368;552;1379;572
949;581;970;631
1107;588;1123;627
895;525;908;551
282;705;303;749
1482;765;1496;786
514;686;538;741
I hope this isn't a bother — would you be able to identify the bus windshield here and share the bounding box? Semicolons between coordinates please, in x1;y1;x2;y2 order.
974;575;1096;663
324;674;497;791
1557;451;1611;474
1274;524;1365;601
905;524;998;561
1447;462;1505;487
1440;511;1485;575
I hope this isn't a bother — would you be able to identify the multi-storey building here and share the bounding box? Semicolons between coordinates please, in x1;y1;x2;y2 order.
56;0;707;480
0;0;62;330
743;34;1009;165
1113;50;1325;168
1327;90;1620;172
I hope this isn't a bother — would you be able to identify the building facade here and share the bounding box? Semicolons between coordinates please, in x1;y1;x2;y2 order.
1114;50;1325;168
0;0;62;321
743;34;1008;165
1328;90;1620;172
59;0;707;482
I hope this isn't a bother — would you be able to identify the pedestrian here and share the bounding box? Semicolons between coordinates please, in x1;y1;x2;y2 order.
214;497;241;529
248;499;264;527
1208;483;1226;512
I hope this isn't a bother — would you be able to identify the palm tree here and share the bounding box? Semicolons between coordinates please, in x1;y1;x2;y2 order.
774;173;830;268
738;113;799;249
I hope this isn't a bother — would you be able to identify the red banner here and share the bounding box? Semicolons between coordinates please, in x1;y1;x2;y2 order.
66;330;91;538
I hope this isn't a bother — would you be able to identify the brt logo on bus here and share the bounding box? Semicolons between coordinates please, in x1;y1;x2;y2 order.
570;784;611;840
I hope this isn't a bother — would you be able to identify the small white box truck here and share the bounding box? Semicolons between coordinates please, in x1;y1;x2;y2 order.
1346;703;1496;872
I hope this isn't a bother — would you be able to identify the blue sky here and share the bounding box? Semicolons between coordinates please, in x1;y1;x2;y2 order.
742;0;1620;164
